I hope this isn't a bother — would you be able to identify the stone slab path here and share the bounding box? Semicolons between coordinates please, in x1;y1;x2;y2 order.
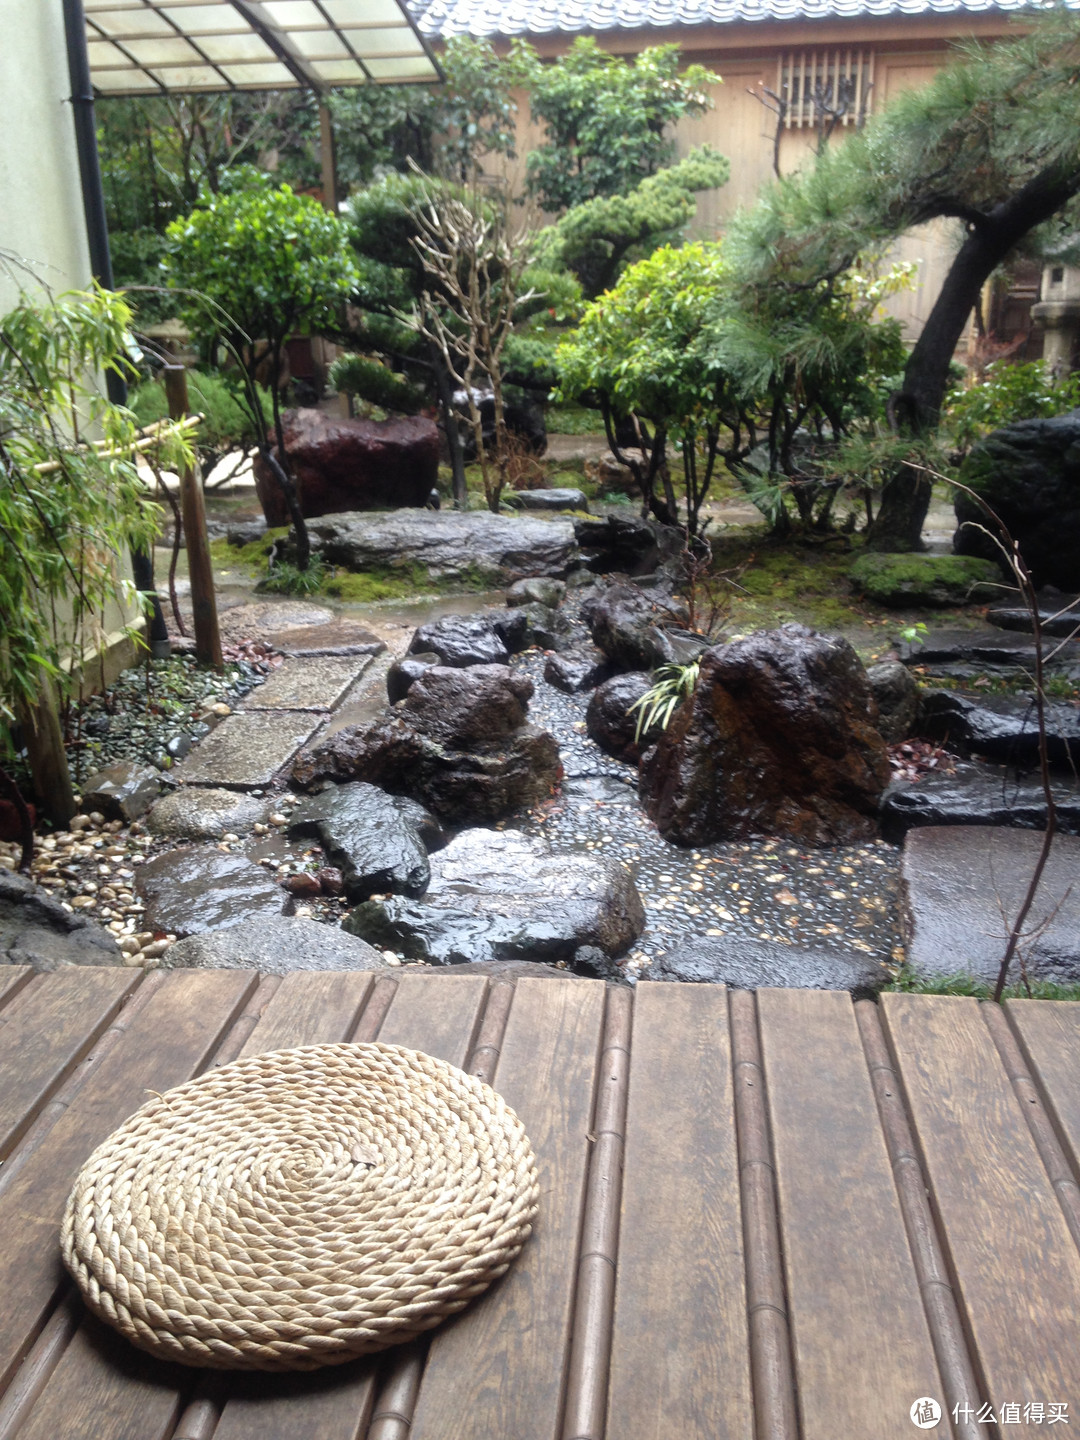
174;710;322;789
242;654;375;712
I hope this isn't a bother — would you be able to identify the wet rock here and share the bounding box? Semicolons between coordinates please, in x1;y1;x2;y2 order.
640;624;890;846
545;647;610;695
242;655;371;712
386;652;439;705
263;618;386;659
303;509;579;587
0;869;121;970
849;552;1003;607
287;781;442;901
647;938;886;994
227;521;267;548
253;408;438;525
134;848;293;937
881;760;1080;841
509;487;588;513
293;714;560;825
316;867;344;896
898;625;1080;671
400;665;534;745
506;577;566;609
987;592;1080;638
583;584;703;672
162;916;386;974
166;735;192;761
918;689;1080;768
343;828;644;965
520;602;572;651
408;614;509;668
901;826;1080;983
955;409;1080;589
146;787;269;841
866;661;920;744
586;673;662;764
284;873;322;898
80;761;162;824
574;514;663;576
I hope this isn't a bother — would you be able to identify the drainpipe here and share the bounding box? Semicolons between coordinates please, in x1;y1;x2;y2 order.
61;0;172;659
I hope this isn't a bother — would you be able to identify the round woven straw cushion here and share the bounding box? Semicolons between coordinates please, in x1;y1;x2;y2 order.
61;1042;539;1371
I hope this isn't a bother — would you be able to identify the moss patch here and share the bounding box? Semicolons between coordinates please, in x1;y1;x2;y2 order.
849;552;1004;608
210;526;289;573
711;536;868;633
884;968;1080;1001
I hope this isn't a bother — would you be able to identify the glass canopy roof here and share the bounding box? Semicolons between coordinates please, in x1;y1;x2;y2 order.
85;0;441;95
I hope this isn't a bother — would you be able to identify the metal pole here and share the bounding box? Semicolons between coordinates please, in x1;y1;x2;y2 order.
164;366;223;670
61;0;171;660
318;102;338;213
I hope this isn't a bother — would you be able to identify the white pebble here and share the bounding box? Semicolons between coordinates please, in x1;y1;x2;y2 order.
141;939;171;959
269;814;287;826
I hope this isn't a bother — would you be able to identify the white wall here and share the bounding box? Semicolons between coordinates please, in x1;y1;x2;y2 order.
0;0;92;308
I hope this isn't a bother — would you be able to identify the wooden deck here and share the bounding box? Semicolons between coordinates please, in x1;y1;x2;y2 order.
0;965;1079;1440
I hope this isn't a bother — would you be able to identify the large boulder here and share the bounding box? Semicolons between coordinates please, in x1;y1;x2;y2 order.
343;828;644;965
954;409;1080;590
303;509;579;587
582;584;703;672
918;689;1080;768
0;870;121;970
574;515;665;576
545;647;610;695
293;664;561;825
849;552;1003;608
586;672;662;763
408;614;510;668
253;408;438;525
640;624;891;846
287;782;443;902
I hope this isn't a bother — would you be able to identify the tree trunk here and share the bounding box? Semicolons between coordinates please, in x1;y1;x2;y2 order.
431;358;468;507
18;677;76;829
866;166;1080;551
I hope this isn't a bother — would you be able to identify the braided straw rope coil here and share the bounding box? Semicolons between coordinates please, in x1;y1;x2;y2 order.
61;1042;539;1371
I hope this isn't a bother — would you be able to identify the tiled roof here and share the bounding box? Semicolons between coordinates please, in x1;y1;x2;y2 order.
410;0;1039;37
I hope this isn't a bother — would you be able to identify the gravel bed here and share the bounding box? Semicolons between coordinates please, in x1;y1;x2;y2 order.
509;647;905;980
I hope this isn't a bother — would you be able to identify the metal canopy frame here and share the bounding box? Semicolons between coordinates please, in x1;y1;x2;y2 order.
84;0;442;96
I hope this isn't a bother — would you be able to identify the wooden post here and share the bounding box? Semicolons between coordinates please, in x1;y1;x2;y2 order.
163;366;223;670
319;102;338;213
18;677;76;828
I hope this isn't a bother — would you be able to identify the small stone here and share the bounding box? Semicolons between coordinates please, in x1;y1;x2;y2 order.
134;931;155;946
252;823;269;835
222;832;240;843
118;936;142;955
284;873;322;898
122;952;144;967
211;703;232;716
317;867;345;896
141;939;171;958
70;895;96;909
269;813;287;826
88;812;105;826
70;815;91;833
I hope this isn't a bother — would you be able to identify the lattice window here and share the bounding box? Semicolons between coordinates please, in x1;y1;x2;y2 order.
777;50;874;129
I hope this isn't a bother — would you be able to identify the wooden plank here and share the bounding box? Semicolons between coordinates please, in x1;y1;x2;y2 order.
237;970;375;1058
883;993;1080;1412
15;1317;186;1440
759;989;943;1440
410;976;606;1440
1007;998;1080;1181
606;982;752;1440
0;965;33;1010
212;973;492;1440
0;968;140;1161
377;972;489;1068
0;969;255;1393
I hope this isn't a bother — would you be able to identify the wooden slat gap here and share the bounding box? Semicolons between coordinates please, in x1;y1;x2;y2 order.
729;988;799;1440
855;999;986;1440
0;972;165;1200
559;984;632;1440
350;974;400;1043
465;979;515;1083
209;975;284;1067
982;1002;1080;1255
366;1342;426;1440
0;1292;82;1440
0;966;34;1012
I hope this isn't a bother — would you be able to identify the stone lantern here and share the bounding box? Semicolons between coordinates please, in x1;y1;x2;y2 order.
1032;264;1080;373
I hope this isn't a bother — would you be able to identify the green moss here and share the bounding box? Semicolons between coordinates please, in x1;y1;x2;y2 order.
546;404;605;436
849;552;1004;607
210;526;290;574
322;569;425;603
711;537;867;633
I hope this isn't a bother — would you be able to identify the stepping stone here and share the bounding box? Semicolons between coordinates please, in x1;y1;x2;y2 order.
919;689;1080;768
882;760;1080;842
901;626;1080;670
243;655;374;712
647;937;886;994
134;848;291;937
262;618;386;658
901;826;1080;984
162;916;386;973
987;594;1080;637
146;787;270;841
173;712;321;789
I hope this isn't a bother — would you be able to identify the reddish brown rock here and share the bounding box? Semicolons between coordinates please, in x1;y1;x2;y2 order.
639;623;890;847
254;408;438;525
